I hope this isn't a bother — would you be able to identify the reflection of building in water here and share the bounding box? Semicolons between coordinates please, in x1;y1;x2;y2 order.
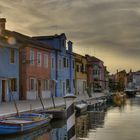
76;114;89;138
36;131;52;140
89;111;105;129
51;125;67;140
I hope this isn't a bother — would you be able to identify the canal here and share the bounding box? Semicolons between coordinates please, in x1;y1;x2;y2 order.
0;95;140;140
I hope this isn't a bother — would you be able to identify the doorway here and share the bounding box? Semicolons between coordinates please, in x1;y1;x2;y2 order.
2;80;6;102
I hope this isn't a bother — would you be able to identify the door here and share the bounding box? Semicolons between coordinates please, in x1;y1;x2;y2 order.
2;80;6;102
37;80;41;98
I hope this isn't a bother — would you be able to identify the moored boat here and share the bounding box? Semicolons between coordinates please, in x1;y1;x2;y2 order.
124;88;137;97
0;113;52;135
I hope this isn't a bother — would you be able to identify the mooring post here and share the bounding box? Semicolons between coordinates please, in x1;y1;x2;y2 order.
64;94;76;140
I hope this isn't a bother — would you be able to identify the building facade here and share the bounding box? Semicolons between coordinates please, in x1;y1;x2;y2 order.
115;70;126;91
86;55;105;93
33;33;75;97
0;18;19;102
74;53;87;95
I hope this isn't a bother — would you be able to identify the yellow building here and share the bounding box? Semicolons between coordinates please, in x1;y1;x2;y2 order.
74;53;87;95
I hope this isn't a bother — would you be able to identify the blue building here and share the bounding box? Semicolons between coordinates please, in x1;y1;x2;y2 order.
0;36;19;102
33;33;75;97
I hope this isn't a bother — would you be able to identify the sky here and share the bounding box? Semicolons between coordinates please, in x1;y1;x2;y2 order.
0;0;140;74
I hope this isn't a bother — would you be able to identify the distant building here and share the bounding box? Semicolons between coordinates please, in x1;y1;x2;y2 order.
132;71;140;90
33;34;75;97
115;70;126;91
74;53;87;95
85;55;105;93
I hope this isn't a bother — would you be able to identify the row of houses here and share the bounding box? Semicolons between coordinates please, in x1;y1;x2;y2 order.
0;18;108;102
109;69;140;91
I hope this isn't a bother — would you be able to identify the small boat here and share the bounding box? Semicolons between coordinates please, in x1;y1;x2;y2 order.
39;108;66;120
124;88;137;97
0;113;52;135
75;101;88;116
113;92;126;106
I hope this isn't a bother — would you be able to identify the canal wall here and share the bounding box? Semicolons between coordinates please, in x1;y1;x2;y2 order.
0;92;108;118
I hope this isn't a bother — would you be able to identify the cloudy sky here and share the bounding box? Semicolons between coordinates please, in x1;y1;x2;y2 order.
0;0;140;73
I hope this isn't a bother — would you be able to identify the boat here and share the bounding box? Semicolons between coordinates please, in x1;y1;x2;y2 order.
39;108;66;120
0;113;52;135
75;101;88;116
124;88;137;97
113;92;126;106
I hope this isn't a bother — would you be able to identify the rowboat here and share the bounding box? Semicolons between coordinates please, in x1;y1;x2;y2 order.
0;113;52;135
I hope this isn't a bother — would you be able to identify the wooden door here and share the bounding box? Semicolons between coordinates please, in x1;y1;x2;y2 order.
2;80;6;102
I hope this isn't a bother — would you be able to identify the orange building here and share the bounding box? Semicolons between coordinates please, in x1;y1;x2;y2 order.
74;53;87;95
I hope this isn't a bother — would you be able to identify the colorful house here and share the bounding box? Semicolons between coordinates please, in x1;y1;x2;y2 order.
1;18;52;100
0;18;19;102
115;70;126;91
74;53;87;95
86;55;105;93
33;34;75;97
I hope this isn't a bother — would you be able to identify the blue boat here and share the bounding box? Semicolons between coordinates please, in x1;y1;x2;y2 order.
0;113;52;135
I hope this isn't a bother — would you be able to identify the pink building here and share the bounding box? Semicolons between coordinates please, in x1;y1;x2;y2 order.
86;55;105;92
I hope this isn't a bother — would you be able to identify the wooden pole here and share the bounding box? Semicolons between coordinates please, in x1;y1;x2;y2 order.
39;95;45;110
10;89;20;117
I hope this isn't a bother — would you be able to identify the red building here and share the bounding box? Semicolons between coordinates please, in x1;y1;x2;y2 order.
20;42;51;100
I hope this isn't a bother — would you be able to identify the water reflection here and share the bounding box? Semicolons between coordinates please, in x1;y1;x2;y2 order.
89;111;105;129
1;96;140;140
0;121;67;140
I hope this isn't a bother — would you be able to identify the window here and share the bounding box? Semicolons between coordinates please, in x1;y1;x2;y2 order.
44;54;48;68
67;59;69;68
44;80;49;90
51;58;54;69
63;58;66;68
73;60;75;69
10;78;17;91
62;39;65;47
76;65;79;72
30;78;36;91
59;59;62;70
66;79;70;92
10;48;15;63
30;50;34;65
80;64;84;72
37;52;41;66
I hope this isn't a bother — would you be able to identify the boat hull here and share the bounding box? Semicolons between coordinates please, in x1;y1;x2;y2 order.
0;113;52;135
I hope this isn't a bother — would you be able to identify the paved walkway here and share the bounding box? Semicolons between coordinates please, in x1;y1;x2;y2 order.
0;93;106;118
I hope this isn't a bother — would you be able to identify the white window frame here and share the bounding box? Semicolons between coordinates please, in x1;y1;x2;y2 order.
37;52;41;66
30;50;34;65
44;54;48;68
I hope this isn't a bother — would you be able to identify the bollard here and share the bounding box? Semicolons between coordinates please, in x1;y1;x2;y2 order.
64;94;76;140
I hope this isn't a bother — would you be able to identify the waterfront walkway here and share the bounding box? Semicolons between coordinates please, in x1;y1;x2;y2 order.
0;93;106;118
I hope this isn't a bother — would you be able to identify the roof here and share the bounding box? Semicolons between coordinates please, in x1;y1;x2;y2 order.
85;54;103;63
2;30;53;50
32;33;66;40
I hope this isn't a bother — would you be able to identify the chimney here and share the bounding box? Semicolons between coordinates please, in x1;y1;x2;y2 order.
0;18;6;34
68;41;73;53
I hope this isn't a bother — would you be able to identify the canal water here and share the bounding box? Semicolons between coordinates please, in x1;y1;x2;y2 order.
0;95;140;140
